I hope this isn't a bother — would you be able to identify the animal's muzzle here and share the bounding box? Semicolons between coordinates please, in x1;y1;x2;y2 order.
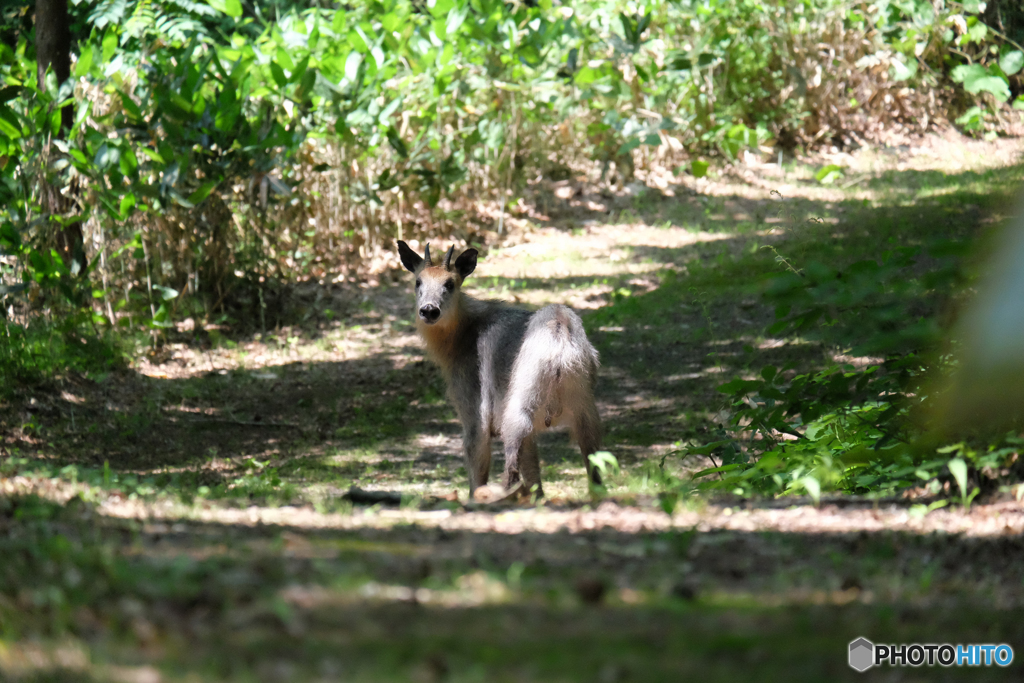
419;304;441;324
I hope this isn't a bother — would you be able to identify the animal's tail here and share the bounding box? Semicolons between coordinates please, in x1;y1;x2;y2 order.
506;305;599;430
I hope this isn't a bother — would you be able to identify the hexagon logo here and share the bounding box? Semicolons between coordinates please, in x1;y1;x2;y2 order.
849;637;874;672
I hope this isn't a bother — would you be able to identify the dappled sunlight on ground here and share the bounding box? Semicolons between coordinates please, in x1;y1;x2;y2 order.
7;131;1024;682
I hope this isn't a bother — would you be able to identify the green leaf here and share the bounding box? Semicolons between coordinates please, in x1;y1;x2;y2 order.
102;28;117;63
429;0;454;19
575;67;600;85
619;138;641;155
815;164;843;184
270;61;287;87
169;190;193;208
717;379;762;395
1000;50;1024;76
432;18;447;41
89;0;126;30
168;92;193;117
275;47;295;72
153;284;179;301
587;451;620;478
955;105;985;130
150;303;174;328
215;92;240;131
690;159;709;178
446;6;467;35
948;457;967;488
118;146;137;175
347;30;368;53
119;193;136;217
296;67;317;101
967;75;1010;101
344;52;363;82
619;13;637;44
207;0;242;18
799;476;821;504
947;457;973;508
94;143;120;169
187;180;218;205
692;463;742;479
951;63;985;84
118;91;142;121
0;105;21;139
967;17;988;43
890;58;917;82
75;45;94;78
381;13;400;32
721;136;741;160
638;12;651;35
139;147;163;164
386;127;408;159
439;43;455;67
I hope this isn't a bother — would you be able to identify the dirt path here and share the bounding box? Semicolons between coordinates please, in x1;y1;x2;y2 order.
4;131;1024;681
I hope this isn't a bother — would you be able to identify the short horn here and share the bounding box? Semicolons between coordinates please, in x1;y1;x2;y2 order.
444;245;455;270
424;243;432;266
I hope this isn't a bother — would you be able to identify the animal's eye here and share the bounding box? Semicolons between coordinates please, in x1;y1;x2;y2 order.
415;279;422;288
443;280;454;291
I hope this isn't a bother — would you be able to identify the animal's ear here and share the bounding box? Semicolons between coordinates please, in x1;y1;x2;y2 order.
397;240;422;273
454;248;478;280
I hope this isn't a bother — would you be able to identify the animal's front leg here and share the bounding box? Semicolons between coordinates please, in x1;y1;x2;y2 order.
463;420;491;497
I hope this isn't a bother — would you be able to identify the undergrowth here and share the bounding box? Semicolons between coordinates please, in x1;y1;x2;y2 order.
585;168;1024;508
693;238;1021;507
0;316;125;397
4;0;1024;345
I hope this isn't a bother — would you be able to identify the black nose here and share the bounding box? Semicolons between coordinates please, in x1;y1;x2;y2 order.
419;304;440;323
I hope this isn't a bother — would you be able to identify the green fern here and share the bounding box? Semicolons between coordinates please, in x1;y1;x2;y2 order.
118;0;214;45
122;0;155;41
155;13;208;43
165;0;218;17
88;0;127;29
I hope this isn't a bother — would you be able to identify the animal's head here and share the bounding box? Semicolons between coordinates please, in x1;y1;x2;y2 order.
397;241;477;325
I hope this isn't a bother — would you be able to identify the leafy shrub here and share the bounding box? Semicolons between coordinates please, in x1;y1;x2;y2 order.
2;0;1024;374
688;242;1021;505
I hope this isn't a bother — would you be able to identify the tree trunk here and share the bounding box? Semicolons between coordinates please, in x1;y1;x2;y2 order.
35;0;84;274
35;0;73;134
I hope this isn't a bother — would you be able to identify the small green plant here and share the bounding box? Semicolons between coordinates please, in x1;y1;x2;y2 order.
220;457;294;502
946;457;978;510
588;451;621;481
587;451;621;497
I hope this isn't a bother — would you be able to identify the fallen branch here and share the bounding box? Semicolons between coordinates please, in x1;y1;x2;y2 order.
343;487;404;505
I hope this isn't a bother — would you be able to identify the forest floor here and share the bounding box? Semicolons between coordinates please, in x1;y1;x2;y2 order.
4;130;1024;681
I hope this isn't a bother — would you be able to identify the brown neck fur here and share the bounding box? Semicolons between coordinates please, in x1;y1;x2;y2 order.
416;292;467;377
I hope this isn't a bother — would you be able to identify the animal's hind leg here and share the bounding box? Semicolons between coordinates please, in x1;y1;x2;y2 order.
501;405;543;495
519;435;542;497
572;402;603;486
503;432;542;497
